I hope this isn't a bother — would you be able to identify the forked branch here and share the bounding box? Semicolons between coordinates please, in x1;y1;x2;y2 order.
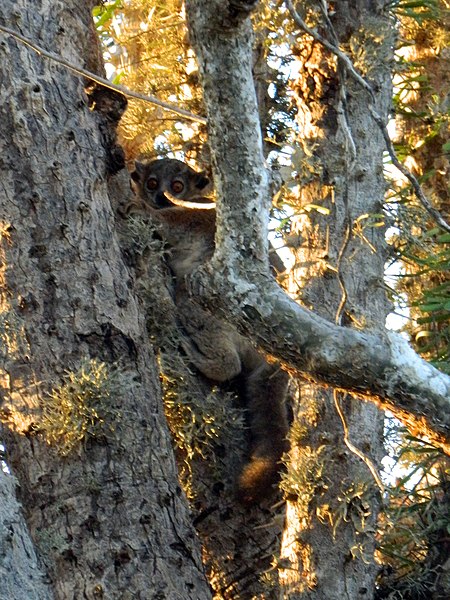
185;0;450;453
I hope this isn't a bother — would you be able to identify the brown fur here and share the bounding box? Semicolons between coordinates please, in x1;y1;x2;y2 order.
128;158;289;503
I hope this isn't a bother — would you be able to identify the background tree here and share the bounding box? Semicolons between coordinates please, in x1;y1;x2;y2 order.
96;0;208;164
275;1;392;595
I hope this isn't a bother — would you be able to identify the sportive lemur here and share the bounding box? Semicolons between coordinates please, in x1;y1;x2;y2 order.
128;158;289;504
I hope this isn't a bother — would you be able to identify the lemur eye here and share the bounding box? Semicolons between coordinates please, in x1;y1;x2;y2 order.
146;177;158;191
171;180;184;194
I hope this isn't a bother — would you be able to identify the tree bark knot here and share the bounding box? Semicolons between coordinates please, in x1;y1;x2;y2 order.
228;0;259;21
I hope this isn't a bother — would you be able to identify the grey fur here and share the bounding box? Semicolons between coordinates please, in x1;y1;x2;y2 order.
129;158;289;503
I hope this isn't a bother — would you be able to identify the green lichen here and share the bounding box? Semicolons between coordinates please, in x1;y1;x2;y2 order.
330;479;374;537
41;358;125;455
160;336;245;499
280;444;328;508
123;214;167;257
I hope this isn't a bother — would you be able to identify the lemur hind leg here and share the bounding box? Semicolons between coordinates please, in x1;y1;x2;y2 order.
176;297;243;382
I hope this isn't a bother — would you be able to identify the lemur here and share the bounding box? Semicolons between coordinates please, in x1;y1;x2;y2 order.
128;158;289;504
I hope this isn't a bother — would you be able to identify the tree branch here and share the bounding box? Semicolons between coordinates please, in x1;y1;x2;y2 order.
185;0;450;453
0;24;206;124
192;269;450;453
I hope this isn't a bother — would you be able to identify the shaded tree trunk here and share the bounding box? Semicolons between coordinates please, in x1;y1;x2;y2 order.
0;1;211;598
146;288;286;598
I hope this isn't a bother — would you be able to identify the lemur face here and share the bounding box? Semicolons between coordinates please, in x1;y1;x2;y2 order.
130;158;212;209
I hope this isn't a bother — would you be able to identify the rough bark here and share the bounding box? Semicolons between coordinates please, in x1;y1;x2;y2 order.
185;0;450;454
278;0;394;595
0;1;211;598
0;469;53;600
1;1;448;598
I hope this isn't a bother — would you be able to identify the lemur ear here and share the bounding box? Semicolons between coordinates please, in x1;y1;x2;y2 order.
131;160;145;183
195;171;210;190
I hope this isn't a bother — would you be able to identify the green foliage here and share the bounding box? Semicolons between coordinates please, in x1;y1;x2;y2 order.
395;226;450;373
378;2;450;597
93;1;123;31
377;428;450;599
413;233;450;373
386;0;450;373
391;0;441;22
41;359;125;455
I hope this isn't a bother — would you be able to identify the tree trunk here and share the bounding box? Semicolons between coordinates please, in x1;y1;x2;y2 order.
2;0;450;597
0;1;211;598
148;290;286;598
0;468;53;599
279;2;394;595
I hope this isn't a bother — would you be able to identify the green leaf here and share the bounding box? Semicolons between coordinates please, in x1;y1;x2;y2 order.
419;303;444;312
112;73;124;85
417;313;450;324
423;227;441;238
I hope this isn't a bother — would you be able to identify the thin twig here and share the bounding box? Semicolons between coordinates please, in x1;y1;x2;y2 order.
334;391;386;495
370;106;450;233
0;24;206;125
285;0;450;233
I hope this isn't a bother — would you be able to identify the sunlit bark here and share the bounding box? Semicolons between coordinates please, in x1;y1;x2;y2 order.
278;1;393;593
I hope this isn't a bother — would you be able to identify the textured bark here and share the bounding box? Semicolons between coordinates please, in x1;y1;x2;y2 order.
138;250;286;599
2;1;447;598
0;1;211;598
279;1;393;596
185;0;450;454
0;469;53;600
